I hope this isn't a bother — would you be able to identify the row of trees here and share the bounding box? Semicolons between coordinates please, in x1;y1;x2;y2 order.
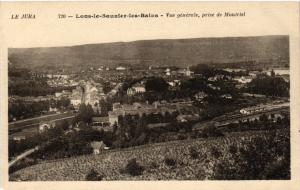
9;97;71;122
9;67;75;97
9;77;75;97
247;75;289;97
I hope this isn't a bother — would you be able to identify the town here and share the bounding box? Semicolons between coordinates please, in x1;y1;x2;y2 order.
8;36;291;181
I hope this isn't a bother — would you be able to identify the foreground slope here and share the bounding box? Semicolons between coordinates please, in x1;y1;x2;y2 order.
10;129;289;181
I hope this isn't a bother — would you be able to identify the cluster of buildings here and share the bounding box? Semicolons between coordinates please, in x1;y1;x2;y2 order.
46;74;78;87
239;102;289;115
224;67;290;83
108;102;177;126
107;100;201;126
127;82;146;96
165;67;194;77
69;80;105;110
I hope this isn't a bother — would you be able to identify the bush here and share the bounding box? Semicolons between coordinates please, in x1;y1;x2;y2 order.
123;158;144;176
85;169;103;181
189;146;199;159
149;161;159;169
201;126;224;138
210;146;222;159
164;157;177;167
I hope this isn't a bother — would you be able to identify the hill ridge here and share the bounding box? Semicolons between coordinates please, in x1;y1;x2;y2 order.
8;35;289;71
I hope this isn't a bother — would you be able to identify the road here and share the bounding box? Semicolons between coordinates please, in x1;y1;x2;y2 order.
9;147;39;168
10;112;70;125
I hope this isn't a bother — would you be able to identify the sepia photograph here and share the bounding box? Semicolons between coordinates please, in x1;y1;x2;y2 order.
0;2;300;190
7;35;291;181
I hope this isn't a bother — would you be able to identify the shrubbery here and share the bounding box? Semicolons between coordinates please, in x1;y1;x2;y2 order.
212;130;290;180
85;169;103;181
10;129;290;180
189;146;199;159
164;157;177;167
121;158;144;176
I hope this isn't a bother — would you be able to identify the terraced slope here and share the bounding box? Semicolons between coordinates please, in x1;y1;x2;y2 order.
10;129;289;181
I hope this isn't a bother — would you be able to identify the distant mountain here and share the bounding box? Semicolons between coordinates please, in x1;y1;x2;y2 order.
8;35;289;71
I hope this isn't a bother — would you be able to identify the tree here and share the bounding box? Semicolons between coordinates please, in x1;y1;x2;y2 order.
60;120;69;130
191;64;214;77
212;131;290;180
122;158;144;176
164;157;177;167
74;104;94;124
85;169;103;181
271;69;275;77
145;77;169;92
247;75;289;97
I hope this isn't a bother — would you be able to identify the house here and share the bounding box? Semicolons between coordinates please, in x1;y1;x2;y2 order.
208;74;225;82
113;102;122;111
70;86;83;107
55;92;62;98
168;81;176;87
90;141;106;155
220;94;232;99
108;102;178;126
233;76;253;84
265;68;290;76
127;88;136;95
235;83;246;89
223;68;246;73
49;107;58;112
194;91;207;101
208;84;221;90
91;117;111;131
11;135;26;141
108;111;122;126
242;93;266;98
280;74;290;83
176;114;200;122
249;71;261;77
177;67;194;76
127;83;146;95
240;105;266;115
165;68;171;76
116;66;126;71
39;122;55;133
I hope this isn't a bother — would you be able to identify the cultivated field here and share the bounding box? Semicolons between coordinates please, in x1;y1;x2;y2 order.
10;129;289;181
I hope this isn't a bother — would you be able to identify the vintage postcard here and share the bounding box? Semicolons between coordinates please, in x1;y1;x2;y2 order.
0;2;299;190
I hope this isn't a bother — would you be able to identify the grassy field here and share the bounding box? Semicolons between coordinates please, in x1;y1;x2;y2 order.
10;129;289;181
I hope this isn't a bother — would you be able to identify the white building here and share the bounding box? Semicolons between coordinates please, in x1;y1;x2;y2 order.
90;141;106;155
265;69;290;76
240;105;266;115
127;83;146;95
116;66;126;71
233;76;253;84
220;94;233;99
194;91;207;101
165;68;171;76
55;92;62;98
